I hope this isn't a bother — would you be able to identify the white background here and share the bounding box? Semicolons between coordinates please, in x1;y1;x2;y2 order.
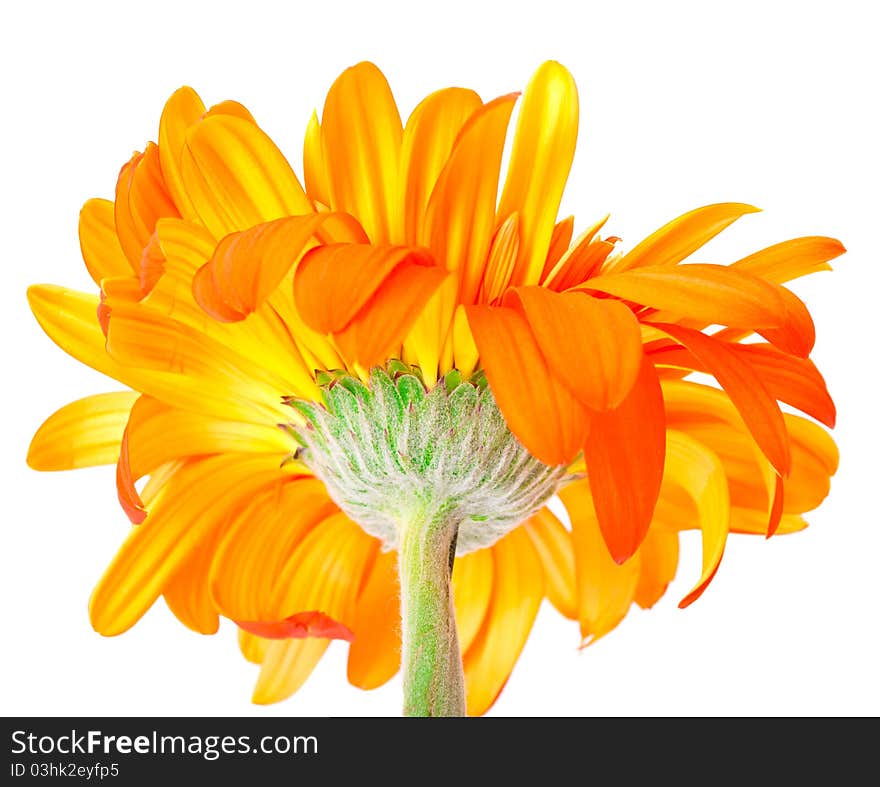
1;0;877;717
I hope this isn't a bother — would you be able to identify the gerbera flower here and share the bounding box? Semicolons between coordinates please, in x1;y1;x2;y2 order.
27;61;842;716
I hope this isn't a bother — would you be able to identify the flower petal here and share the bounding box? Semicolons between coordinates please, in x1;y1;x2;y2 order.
662;430;731;608
633;528;680;610
27;392;137;471
465;304;589;466
321;62;403;243
451;547;494;653
252;638;330;705
158;86;207;222
654;324;791;476
541;215;614;290
606;203;760;272
512;287;643;411
181;113;312;239
398;86;482;246
462;529;543;716
89;455;291;635
238;612;353;642
498;61;579;287
192;214;328;322
524;507;577;619
561;481;641;644
79;198;134;284
584;355;666;563
209;477;337;623
426;94;518;302
732;236;846;284
347;549;401;690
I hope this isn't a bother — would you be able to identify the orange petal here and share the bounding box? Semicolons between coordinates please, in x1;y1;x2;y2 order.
523;507;577;619
398;87;482;246
116;418;146;524
561;481;641;644
633;528;680;610
425;94;518;302
583;354;666;563
347;549;401;690
209;477;336;623
541;215;614;290
181;113;312;239
27;392;137;471
540;215;575;281
89;454;291;635
653;324;791;476
192;214;328;322
586;263;787;332
158;86;207;222
163;523;223;635
606;202;760;272
295;243;443;368
462;528;543;716
479;213;520;304
512;287;643;411
238;611;353;642
321;62;403;243
498;61;579;287
465;304;589;466
114;144;179;267
451;547;495;653
733;236;846;284
79;198;134;284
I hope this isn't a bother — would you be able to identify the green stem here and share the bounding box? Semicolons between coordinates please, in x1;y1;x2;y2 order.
398;507;466;717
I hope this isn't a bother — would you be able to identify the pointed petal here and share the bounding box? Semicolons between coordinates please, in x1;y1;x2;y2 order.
27;392;137;471
347;549;401;690
192;214;328;322
401;271;458;386
584;355;666;563
451;547;495;653
479;213;520;303
663;430;731;608
513;287;643;411
158;86;207;222
398;87;482;245
654;324;791;476
633;528;680;609
181;113;312;239
79;198;134;284
209;477;337;623
542;215;614;290
462;529;543;716
426;94;518;302
465;304;589;466
321;62;403;243
252;638;330;704
733;236;846;284
89;455;290;635
561;481;641;644
303;110;329;207
524;507;577;619
295;243;443;368
607;203;760;272
541;215;575;281
499;61;579;287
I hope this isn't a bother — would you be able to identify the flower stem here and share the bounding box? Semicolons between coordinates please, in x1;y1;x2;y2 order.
398;507;466;717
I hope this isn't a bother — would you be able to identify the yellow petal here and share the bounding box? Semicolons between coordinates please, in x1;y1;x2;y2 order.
27;392;137;470
398;86;482;245
561;481;641;644
238;628;271;665
321;62;403;243
462;528;543;716
89;455;291;635
606;203;760;272
162;522;223;635
181;113;312;239
303;110;330;207
499;61;579;287
252;637;330;704
158;86;207;222
451;547;494;653
633;528;680;609
79;198;134;284
524;507;577;619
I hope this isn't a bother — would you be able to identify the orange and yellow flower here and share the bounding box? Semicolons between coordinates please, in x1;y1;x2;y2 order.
27;61;842;715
